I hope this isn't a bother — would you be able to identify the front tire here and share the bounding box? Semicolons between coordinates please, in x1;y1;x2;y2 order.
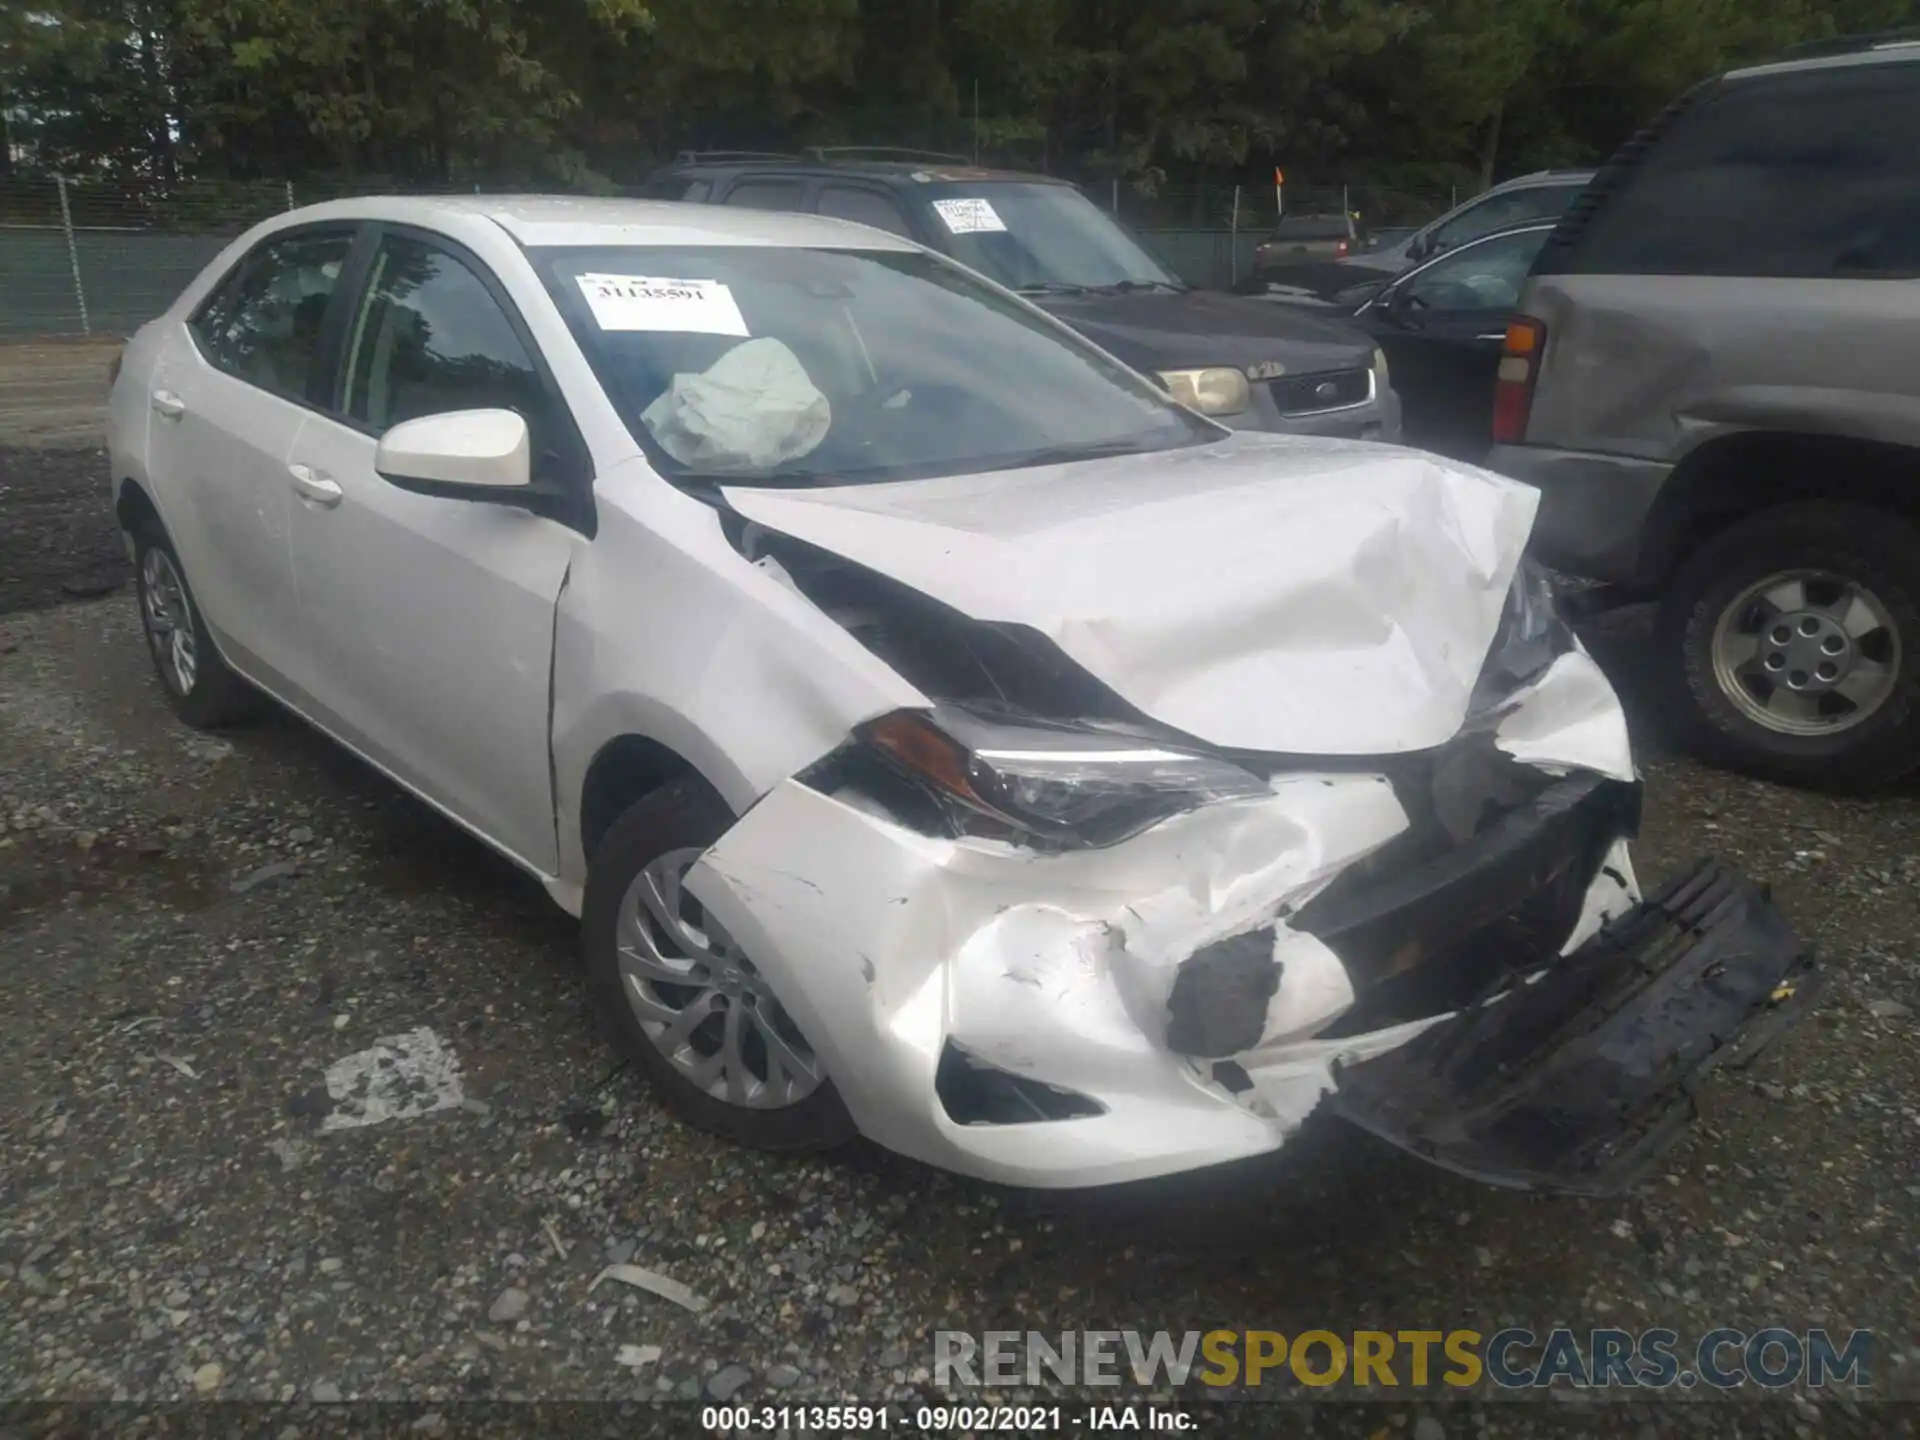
582;778;856;1152
132;522;257;729
1658;502;1920;790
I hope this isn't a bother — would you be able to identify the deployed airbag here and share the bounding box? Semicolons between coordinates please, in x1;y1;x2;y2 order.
642;337;831;473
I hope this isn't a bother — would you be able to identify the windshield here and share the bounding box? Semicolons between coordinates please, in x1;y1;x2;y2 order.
916;182;1183;294
538;245;1214;487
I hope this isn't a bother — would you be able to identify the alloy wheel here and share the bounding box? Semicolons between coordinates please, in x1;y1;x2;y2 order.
615;849;825;1110
1711;568;1901;737
140;547;199;697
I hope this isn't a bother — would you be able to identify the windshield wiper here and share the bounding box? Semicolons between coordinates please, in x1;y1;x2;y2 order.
1001;437;1189;470
1016;282;1094;296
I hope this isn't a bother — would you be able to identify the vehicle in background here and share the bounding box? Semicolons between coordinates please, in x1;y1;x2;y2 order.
1250;212;1358;276
1488;36;1920;789
1338;223;1556;461
106;194;1817;1194
1239;172;1589;300
645;149;1400;440
1345;170;1594;277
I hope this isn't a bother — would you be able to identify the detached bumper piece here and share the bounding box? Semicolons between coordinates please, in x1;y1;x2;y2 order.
1329;859;1820;1195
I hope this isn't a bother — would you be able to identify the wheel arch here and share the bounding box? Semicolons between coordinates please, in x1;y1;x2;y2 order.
114;475;164;540
576;733;738;868
1644;430;1920;589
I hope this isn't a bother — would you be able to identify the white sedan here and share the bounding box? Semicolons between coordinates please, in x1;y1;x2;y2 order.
107;196;1815;1191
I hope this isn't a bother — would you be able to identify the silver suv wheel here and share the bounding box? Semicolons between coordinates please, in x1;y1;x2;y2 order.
1711;568;1900;736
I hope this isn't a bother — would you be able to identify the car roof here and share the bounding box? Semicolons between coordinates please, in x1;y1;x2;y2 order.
1488;168;1597;191
1726;36;1920;80
657;155;1073;188
262;194;922;250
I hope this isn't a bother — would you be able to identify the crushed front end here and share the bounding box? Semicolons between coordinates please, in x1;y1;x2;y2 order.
684;498;1816;1190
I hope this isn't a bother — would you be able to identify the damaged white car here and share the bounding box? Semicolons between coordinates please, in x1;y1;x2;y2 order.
108;197;1818;1193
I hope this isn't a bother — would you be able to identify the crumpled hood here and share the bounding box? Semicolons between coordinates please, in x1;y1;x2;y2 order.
1029;288;1374;374
723;433;1540;755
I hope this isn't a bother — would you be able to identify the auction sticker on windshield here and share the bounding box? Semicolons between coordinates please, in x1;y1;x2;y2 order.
932;197;1008;234
576;273;749;336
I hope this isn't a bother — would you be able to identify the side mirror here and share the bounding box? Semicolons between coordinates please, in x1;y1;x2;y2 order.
376;409;531;496
1384;284;1424;324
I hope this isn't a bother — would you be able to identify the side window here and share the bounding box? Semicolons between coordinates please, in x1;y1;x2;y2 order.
191;230;355;398
639;177;711;202
1431;190;1543;250
340;234;554;459
817;186;914;238
1568;67;1920;278
723;179;807;213
1399;228;1551;312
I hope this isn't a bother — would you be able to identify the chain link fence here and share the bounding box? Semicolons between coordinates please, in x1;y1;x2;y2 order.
1112;179;1463;289
2;171;1472;341
0;169;1470;448
0;175;464;341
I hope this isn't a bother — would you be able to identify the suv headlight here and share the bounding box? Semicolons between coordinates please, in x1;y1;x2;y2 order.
858;705;1268;847
1157;367;1251;417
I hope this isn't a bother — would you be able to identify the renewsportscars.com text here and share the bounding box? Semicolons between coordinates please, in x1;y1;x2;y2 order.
935;1327;1873;1391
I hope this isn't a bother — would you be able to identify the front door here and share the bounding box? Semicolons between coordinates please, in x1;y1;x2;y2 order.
1358;227;1550;462
144;227;358;693
284;229;582;873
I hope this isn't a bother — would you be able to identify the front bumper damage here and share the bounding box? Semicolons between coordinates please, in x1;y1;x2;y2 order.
683;651;1817;1192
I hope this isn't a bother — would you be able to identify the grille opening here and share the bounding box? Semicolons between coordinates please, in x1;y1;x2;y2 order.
1273;368;1372;415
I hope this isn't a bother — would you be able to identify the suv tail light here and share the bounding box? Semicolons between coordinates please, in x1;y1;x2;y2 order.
1335;238;1350;257
1492;317;1545;445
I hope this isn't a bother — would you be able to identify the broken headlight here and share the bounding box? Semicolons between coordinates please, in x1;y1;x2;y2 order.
856;705;1268;847
1472;558;1575;710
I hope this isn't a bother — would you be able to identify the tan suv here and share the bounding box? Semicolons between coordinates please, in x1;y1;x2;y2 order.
1488;36;1920;789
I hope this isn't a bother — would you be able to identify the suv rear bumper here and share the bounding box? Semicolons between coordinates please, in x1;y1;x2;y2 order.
1486;444;1671;586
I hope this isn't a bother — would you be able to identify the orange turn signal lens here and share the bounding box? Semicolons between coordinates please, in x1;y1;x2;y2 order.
861;711;981;804
1503;319;1540;355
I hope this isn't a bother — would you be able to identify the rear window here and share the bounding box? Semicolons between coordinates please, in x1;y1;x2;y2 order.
723;179;807;213
1549;62;1920;279
638;177;710;202
1269;215;1351;241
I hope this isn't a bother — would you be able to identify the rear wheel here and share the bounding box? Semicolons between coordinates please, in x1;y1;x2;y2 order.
132;523;257;729
1659;502;1920;790
582;778;856;1151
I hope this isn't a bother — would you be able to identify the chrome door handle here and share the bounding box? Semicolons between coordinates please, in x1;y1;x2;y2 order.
150;389;186;419
288;463;344;508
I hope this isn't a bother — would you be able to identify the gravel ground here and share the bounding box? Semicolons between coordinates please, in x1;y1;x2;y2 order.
3;450;1918;1438
0;445;128;616
0;339;119;451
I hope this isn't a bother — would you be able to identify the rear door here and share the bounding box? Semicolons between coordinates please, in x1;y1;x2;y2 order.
1358;226;1550;459
282;226;585;872
144;226;358;693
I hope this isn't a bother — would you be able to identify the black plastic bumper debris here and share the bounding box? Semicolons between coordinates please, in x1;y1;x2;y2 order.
1166;929;1283;1057
1328;858;1820;1195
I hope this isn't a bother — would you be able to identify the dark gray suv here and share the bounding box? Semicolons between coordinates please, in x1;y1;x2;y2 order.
1488;37;1920;789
